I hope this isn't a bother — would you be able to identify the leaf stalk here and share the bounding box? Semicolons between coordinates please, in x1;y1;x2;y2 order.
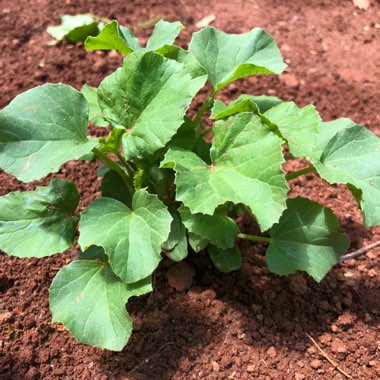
285;165;316;181
93;148;135;194
237;233;271;243
194;88;217;132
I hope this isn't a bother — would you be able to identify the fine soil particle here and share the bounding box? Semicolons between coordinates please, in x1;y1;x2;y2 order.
0;1;379;379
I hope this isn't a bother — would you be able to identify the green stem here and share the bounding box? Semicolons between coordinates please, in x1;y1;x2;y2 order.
194;88;217;132
116;152;135;178
285;165;316;181
237;233;271;243
93;148;135;194
284;154;294;161
200;126;213;137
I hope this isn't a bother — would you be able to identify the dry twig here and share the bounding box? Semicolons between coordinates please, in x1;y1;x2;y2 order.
339;239;380;262
305;333;352;379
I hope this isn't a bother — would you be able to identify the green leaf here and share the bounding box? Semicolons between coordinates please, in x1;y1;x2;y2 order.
188;232;209;252
313;118;356;160
211;95;282;120
168;117;197;151
162;213;188;261
0;84;98;182
0;179;79;258
314;126;380;226
101;170;133;208
85;20;183;55
98;51;205;159
246;95;283;113
267;197;350;282
162;112;288;231
264;102;321;160
211;98;261;120
156;45;208;94
162;213;182;251
188;26;286;91
179;206;239;249
145;20;184;50
80;85;108;127
156;45;207;88
47;14;100;43
208;245;242;273
168;226;188;261
79;245;108;261
169;118;211;164
85;20;141;54
49;260;152;351
99;128;125;154
78;188;172;283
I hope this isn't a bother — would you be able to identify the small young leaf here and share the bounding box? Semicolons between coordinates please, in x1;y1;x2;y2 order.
162;213;183;251
0;84;98;182
79;245;108;261
47;14;100;43
208;245;242;273
98;51;205;159
85;20;183;55
162;213;188;261
101;170;133;208
179;206;239;249
267;197;350;282
162;112;288;231
85;20;141;54
80;84;108;127
188;26;286;90
168;226;188;261
49;260;152;351
188;232;209;252
210;98;261;120
79;189;172;283
264;102;321;160
245;95;283;113
314;126;380;226
0;179;79;258
145;20;184;50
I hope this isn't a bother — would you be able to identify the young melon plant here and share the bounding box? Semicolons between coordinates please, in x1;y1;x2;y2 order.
0;19;379;351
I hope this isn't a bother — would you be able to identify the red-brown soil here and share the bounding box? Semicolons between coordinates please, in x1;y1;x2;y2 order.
0;0;379;379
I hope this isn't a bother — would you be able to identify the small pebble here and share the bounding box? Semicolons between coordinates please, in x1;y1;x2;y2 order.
310;359;322;369
266;346;277;358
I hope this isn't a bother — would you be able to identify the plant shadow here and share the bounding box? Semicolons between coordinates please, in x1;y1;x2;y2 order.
97;232;379;379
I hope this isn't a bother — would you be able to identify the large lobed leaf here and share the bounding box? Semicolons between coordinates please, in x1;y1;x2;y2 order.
267;197;350;282
162;112;288;231
188;26;286;90
78;188;172;283
0;84;98;182
313;126;380;226
98;51;206;159
264;102;321;160
49;260;152;351
212;96;321;160
0;179;79;258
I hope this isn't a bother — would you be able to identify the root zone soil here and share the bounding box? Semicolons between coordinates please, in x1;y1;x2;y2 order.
0;1;379;379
